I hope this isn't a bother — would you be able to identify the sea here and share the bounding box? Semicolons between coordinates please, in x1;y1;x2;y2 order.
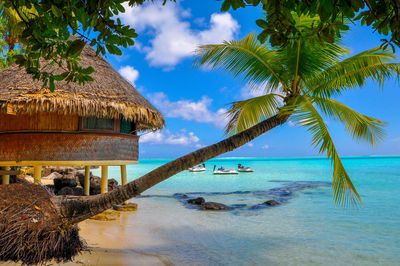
93;156;400;265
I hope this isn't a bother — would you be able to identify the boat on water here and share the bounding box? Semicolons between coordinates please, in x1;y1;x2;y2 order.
189;164;206;172
238;164;254;172
213;165;238;175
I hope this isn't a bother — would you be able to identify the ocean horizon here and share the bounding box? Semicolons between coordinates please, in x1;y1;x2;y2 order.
90;156;400;265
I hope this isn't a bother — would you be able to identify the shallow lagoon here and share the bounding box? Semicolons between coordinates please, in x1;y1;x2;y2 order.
93;156;400;265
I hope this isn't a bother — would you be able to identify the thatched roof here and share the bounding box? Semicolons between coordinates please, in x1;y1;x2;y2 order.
0;43;164;130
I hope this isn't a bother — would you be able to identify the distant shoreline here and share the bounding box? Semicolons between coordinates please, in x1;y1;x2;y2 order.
138;155;400;161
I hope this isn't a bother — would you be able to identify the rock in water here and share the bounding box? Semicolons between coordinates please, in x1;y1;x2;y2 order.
114;203;138;212
187;197;205;205
264;200;280;206
90;209;121;221
201;202;231;210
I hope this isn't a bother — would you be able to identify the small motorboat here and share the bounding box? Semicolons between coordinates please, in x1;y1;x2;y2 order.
189;164;206;172
238;164;254;172
213;165;238;175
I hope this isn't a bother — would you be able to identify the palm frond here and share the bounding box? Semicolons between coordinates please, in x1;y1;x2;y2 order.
290;96;361;206
194;33;288;93
225;94;281;135
314;97;386;145
308;47;400;97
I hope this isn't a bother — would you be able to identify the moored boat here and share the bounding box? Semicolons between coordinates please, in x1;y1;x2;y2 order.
189;164;206;172
213;165;238;175
238;164;254;172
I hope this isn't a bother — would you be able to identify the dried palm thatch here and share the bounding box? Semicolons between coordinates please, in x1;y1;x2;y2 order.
0;184;86;265
0;43;164;131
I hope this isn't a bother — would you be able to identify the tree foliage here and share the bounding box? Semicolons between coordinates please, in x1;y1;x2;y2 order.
0;0;175;91
1;0;399;89
195;19;400;205
218;0;400;50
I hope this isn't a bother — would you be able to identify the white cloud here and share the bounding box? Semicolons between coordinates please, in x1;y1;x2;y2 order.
247;143;254;147
140;129;200;146
240;85;265;100
262;144;269;150
288;120;296;127
119;66;139;85
149;92;228;129
118;2;239;67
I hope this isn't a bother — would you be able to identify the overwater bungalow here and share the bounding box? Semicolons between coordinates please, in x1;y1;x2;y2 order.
0;43;164;194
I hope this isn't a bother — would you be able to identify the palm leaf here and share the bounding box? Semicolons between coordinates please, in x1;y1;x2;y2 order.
194;33;288;93
314;97;386;145
308;47;400;97
225;94;281;135
289;96;361;206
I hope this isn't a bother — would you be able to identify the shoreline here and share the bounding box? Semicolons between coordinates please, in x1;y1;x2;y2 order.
62;213;170;266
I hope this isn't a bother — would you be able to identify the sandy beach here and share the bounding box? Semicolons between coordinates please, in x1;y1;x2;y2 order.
63;212;170;266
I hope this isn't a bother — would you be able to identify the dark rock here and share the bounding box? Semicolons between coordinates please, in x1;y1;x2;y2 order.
53;177;77;190
88;176;119;195
57;187;74;195
264;200;280;206
182;194;188;199
187;197;205;205
200;202;231;210
72;187;84;196
108;178;119;192
90;176;101;195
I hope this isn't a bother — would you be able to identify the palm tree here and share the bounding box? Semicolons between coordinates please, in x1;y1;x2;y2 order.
2;15;400;264
56;23;400;222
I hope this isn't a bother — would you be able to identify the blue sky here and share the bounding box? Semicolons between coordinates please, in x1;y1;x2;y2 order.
107;0;400;159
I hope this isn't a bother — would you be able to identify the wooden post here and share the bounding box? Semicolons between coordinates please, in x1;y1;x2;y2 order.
121;165;127;204
120;165;127;186
84;166;90;196
1;166;10;185
101;165;108;194
33;165;42;184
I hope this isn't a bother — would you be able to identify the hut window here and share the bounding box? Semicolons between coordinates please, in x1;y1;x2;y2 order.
120;118;137;135
82;116;114;130
120;119;131;134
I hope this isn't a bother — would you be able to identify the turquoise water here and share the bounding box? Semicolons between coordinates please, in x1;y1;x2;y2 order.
94;157;400;265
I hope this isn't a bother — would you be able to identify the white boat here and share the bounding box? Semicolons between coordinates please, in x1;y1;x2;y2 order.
238;164;254;172
189;164;206;172
213;165;238;175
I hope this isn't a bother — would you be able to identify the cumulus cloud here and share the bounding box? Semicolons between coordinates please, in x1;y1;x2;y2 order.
140;129;200;146
118;66;139;85
262;144;269;150
247;143;254;147
118;2;239;67
149;92;229;129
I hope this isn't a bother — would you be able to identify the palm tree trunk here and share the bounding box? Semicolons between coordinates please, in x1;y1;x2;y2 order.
53;114;289;224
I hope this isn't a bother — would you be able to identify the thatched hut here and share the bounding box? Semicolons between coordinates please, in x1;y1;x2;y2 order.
0;43;164;193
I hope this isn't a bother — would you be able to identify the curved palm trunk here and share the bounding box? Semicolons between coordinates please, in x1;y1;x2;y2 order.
53;114;289;224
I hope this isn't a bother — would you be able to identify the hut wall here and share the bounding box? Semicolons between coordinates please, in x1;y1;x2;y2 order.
0;133;138;161
0;112;79;132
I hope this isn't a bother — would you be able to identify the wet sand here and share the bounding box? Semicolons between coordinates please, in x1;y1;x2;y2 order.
62;212;170;266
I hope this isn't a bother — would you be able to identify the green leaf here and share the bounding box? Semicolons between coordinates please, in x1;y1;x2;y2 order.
66;39;86;58
106;44;122;55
